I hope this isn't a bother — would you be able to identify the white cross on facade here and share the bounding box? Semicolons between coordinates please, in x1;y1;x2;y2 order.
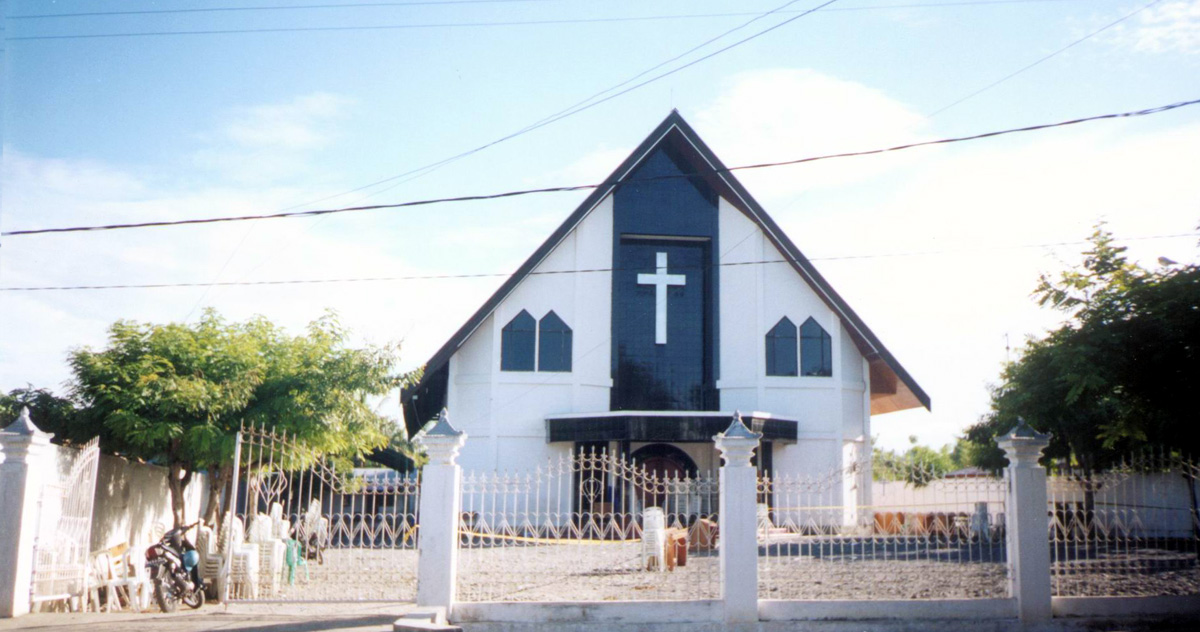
637;251;687;345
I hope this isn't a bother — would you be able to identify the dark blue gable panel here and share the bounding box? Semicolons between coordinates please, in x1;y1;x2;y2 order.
611;142;719;411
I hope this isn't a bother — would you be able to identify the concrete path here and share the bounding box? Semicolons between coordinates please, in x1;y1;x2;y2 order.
0;603;413;632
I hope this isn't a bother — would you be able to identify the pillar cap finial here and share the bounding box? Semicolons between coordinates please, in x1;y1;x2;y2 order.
1004;417;1049;442
425;408;463;438
2;407;50;438
718;411;762;441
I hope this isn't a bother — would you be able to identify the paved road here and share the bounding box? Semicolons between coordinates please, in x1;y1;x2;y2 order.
0;603;412;632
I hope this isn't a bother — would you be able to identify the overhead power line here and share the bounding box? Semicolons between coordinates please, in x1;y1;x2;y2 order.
9;0;1094;20
3;233;1195;292
8;0;1089;39
278;0;818;213
9;0;1088;20
928;0;1166;117
171;0;822;322
10;0;555;19
5;97;1197;239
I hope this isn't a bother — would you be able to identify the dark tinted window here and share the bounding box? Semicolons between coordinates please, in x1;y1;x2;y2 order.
800;317;832;377
501;310;536;371
538;311;572;372
765;317;798;376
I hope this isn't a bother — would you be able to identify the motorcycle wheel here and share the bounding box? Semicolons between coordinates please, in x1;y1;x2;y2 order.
183;586;205;609
154;578;179;613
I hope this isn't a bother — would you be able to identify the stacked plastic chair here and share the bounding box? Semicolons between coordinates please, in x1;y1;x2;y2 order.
641;507;668;572
220;516;260;600
195;524;223;590
247;512;286;596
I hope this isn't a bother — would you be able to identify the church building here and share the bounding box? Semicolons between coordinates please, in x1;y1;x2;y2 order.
403;111;929;507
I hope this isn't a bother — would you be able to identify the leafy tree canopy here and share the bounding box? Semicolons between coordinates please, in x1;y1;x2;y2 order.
66;309;417;525
0;386;86;443
872;435;978;485
965;224;1199;471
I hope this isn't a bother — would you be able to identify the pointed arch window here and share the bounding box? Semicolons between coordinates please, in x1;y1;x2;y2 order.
501;310;536;371
538;311;573;372
800;317;833;377
765;317;798;376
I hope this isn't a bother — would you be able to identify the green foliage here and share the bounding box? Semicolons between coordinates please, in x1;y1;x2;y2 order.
0;386;87;444
872;435;975;485
965;224;1200;471
70;311;263;465
67;309;411;523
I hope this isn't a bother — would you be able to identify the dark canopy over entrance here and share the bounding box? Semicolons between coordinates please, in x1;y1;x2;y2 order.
546;411;797;443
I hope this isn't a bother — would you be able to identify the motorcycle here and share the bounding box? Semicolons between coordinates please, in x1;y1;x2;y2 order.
145;521;205;612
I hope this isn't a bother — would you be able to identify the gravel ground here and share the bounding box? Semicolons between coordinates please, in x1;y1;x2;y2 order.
458;541;721;602
758;558;1009;599
244;548;418;602
228;541;1199;604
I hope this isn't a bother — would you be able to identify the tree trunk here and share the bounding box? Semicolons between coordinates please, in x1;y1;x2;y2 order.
167;462;194;528
202;464;232;532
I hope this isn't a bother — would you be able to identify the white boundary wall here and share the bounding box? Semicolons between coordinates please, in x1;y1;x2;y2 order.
86;452;207;553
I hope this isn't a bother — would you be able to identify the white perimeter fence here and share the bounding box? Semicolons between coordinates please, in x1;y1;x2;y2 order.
759;462;1009;600
5;408;1200;624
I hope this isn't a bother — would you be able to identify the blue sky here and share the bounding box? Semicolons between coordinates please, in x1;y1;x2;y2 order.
2;0;1198;450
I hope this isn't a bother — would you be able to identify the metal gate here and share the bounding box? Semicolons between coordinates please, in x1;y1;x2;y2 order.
224;424;420;602
456;448;720;602
30;436;100;608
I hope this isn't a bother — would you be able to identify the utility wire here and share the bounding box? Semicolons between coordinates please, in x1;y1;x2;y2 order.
5;97;1197;239
10;0;1083;40
928;0;1165;117
10;0;556;19
171;0;817;322
10;0;1090;20
277;0;815;214
4;233;1195;292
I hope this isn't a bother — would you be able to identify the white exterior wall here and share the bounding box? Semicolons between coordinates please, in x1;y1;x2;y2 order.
446;193;871;517
447;195;614;476
715;198;870;487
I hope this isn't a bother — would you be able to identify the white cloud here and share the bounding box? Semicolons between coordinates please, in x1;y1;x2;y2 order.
223;92;352;150
1103;1;1200;55
192;92;354;184
695;68;928;199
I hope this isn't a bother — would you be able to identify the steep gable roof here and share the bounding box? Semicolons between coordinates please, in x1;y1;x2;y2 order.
404;111;930;416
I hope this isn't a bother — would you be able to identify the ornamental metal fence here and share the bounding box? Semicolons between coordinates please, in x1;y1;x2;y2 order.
29;438;100;609
224;425;420;602
456;449;720;602
1047;451;1200;597
757;458;1009;600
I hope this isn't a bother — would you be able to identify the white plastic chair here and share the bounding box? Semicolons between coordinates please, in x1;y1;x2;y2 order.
297;500;330;560
122;548;151;612
270;502;291;540
93;551;140;612
641;507;667;572
220;516;260;600
196;525;222;588
248;512;286;596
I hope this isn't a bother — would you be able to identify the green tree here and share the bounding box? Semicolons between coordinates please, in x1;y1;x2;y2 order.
70;311;265;525
0;386;86;443
872;435;973;485
69;309;413;526
965;224;1200;471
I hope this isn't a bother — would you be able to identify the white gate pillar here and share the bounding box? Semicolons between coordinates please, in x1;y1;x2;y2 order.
0;409;56;618
415;409;466;612
997;419;1052;623
714;412;761;624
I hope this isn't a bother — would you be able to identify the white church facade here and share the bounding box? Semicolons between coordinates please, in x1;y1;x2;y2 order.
403;111;929;513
